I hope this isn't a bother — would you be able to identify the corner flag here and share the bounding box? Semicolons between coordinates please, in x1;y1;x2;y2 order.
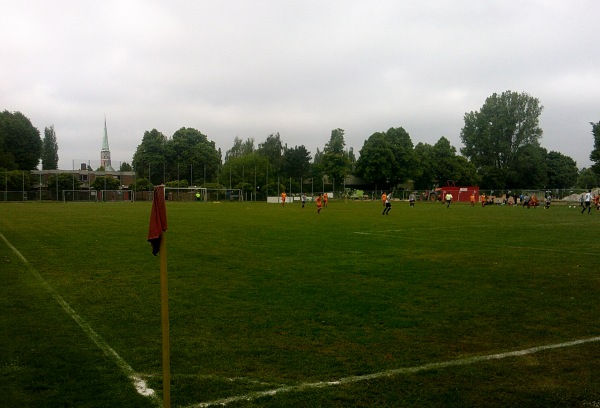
148;185;168;256
147;185;172;407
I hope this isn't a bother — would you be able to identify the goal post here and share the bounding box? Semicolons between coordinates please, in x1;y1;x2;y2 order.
164;187;207;202
62;190;134;202
62;190;98;202
100;190;134;202
163;187;243;202
206;188;243;202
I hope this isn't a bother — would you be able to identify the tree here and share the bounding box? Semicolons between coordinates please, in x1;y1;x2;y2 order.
41;125;59;170
0;111;42;170
311;148;325;182
47;173;81;199
91;176;121;191
576;168;598;189
132;129;167;183
412;142;436;190
188;139;222;184
322;128;351;189
452;156;480;186
589;121;600;177
257;133;284;173
225;137;255;161
509;144;548;188
412;137;479;189
546;151;578;189
131;177;153;192
385;127;416;186
166;127;221;185
431;137;458;184
281;145;312;179
460;91;544;188
119;162;133;171
354;127;415;190
3;170;34;191
355;132;395;187
219;153;270;196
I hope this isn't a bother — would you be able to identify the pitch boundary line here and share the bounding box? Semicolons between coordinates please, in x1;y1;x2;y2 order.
191;336;600;407
0;232;162;407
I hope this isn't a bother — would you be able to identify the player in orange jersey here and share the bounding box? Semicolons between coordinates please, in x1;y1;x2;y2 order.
315;193;323;214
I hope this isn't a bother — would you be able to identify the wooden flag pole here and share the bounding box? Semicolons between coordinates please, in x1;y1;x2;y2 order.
159;231;170;407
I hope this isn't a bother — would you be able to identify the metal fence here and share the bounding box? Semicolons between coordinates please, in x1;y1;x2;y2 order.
1;169;597;203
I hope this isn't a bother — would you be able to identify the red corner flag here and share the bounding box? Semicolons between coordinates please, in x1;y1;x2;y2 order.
148;185;168;256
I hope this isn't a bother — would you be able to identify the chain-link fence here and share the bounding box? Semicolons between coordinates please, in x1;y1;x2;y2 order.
1;170;597;204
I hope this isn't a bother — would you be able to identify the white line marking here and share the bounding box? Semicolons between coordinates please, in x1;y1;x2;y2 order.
0;232;162;406
190;336;600;407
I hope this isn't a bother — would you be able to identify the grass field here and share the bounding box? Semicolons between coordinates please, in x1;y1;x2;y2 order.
1;199;600;407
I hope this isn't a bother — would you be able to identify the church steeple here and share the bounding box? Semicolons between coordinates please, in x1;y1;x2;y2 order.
101;117;115;171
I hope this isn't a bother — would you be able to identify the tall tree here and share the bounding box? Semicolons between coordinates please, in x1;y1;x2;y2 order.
413;142;436;190
509;144;548;188
546;151;578;189
385;127;416;186
576;168;598;189
119;162;133;171
413;137;479;189
431;137;457;184
257;133;284;173
281;145;312;179
460;91;544;188
219;153;270;193
589;121;600;177
42;125;59;170
166;127;221;184
354;132;395;187
322;128;351;188
225;137;255;161
311;147;325;181
132;129;167;183
355;127;415;189
0;110;42;170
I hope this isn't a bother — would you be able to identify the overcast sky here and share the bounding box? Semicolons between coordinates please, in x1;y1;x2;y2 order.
2;0;599;170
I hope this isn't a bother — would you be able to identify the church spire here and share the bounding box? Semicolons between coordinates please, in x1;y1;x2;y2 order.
101;116;115;171
102;116;110;151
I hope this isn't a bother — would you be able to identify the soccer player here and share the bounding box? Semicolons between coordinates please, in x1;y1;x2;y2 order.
316;193;323;214
545;194;552;209
281;191;287;207
594;193;599;211
581;189;592;214
530;194;539;208
470;192;476;207
381;192;387;207
445;192;453;208
409;193;416;207
323;192;329;208
301;192;306;208
382;193;392;215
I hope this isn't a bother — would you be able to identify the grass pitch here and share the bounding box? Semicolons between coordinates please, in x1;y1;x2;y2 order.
1;199;599;407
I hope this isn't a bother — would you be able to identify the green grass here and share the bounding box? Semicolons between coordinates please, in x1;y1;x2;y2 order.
1;199;600;407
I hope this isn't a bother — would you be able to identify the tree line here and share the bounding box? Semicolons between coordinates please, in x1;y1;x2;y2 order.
3;91;600;193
